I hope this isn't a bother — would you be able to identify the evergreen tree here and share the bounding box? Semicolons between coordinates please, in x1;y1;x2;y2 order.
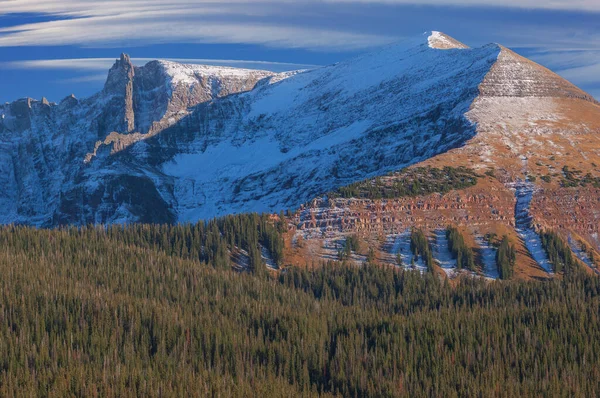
446;226;476;271
496;235;516;279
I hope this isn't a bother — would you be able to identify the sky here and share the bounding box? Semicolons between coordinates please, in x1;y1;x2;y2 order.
0;1;599;103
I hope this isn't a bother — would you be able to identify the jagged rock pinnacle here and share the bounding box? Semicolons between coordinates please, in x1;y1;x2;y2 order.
103;53;136;133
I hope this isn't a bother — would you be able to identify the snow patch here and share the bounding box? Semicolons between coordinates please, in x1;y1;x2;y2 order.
157;60;278;87
261;245;278;270
568;236;599;274
428;31;469;50
389;231;427;273
512;182;553;274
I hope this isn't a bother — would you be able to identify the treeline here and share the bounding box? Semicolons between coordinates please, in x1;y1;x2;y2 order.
541;231;579;274
1;225;600;396
333;166;479;199
446;227;476;271
46;213;284;273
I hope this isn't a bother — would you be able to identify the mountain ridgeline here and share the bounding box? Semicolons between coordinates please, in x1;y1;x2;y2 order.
4;31;597;227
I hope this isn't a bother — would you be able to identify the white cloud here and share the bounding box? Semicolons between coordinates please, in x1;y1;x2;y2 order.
1;0;597;51
558;62;600;85
1;57;319;72
327;0;600;12
57;74;109;84
0;2;394;50
2;0;600;16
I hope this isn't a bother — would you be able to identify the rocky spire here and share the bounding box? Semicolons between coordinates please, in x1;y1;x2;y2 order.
103;53;136;133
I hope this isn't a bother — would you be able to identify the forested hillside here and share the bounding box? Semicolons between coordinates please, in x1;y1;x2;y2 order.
0;221;600;396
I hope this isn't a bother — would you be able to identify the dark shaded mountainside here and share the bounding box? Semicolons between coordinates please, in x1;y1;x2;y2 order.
1;31;600;280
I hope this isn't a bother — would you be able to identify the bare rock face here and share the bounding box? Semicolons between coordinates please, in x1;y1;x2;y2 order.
85;57;278;160
135;60;276;137
101;53;136;134
296;181;515;236
59;94;78;109
5;98;33;132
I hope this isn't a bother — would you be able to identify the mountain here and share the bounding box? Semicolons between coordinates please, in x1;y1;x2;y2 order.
1;31;599;279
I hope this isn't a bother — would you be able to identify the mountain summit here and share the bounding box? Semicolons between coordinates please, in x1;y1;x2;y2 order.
0;32;598;230
427;31;470;49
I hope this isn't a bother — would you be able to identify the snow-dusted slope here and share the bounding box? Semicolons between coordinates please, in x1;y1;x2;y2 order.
0;31;597;226
428;31;469;50
131;32;500;222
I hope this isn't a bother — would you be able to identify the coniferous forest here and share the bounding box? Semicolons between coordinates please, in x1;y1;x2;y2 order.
0;220;600;396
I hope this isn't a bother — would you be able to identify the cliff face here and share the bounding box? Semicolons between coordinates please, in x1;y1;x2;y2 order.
102;53;136;134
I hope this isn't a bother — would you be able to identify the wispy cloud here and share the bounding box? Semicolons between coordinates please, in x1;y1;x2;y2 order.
2;0;600;17
0;2;395;50
1;57;319;72
57;74;109;84
326;0;600;12
559;63;600;85
1;0;597;51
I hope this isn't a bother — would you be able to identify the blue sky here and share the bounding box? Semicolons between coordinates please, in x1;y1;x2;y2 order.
0;1;599;103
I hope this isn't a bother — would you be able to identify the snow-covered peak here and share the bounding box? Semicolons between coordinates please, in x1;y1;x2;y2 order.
154;60;278;87
427;31;470;50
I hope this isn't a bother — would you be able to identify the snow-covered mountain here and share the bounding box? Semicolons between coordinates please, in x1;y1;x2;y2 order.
0;32;597;226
